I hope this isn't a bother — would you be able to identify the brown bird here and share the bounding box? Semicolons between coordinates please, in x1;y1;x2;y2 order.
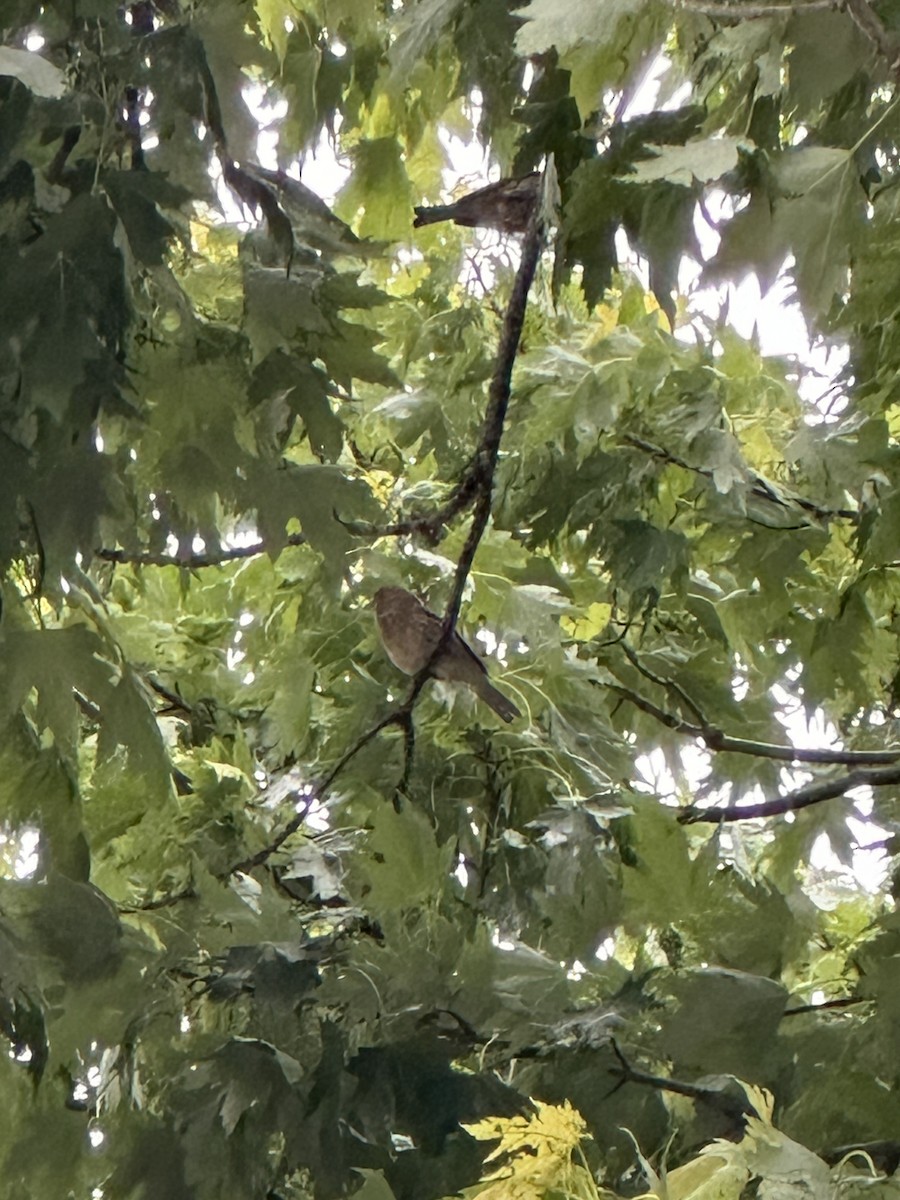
374;587;521;723
413;172;539;235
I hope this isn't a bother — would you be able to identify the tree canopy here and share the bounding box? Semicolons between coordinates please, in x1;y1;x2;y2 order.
2;0;900;1197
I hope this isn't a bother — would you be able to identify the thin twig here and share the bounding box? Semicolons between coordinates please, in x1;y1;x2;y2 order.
229;711;412;875
619;642;707;726
783;996;864;1015
675;0;834;15
96;532;308;569
231;680;425;874
607;1039;752;1122
118;885;197;913
394;711;417;809
146;676;192;715
465;251;505;317
622;434;857;523
476;738;506;899
343;489;477;547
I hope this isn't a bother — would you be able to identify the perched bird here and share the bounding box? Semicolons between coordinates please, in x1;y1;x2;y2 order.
413;172;540;235
374;587;521;723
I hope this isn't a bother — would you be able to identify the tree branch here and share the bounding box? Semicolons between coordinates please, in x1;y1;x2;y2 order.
226;177;547;873
359;178;547;563
607;682;900;765
675;0;834;15
338;480;479;548
441;194;546;636
118;884;197;913
783;996;864;1015
229;708;410;875
622;434;857;524
96;532;307;569
679;762;900;823
474;736;507;899
393;710;417;809
607;1040;751;1123
843;0;900;71
146;676;192;715
607;642;900;765
620;641;707;725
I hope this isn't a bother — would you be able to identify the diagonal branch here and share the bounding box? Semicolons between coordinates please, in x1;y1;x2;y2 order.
339;476;482;548
607;1040;751;1124
679;762;900;823
228;707;409;875
607;682;900;765
357;178;548;561
843;0;900;71
622;434;857;524
607;641;900;766
441;193;547;636
619;641;707;725
783;996;864;1015
229;177;547;874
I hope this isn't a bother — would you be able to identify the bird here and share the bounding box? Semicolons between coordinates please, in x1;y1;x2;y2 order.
373;587;521;723
412;172;540;235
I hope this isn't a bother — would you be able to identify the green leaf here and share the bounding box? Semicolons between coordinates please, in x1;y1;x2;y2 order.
657;967;787;1076
10;872;122;984
515;0;645;56
626;137;747;186
355;805;455;913
336;138;414;241
389;0;465;85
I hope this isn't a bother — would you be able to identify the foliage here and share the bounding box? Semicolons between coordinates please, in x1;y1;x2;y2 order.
469;1088;900;1200
2;0;900;1198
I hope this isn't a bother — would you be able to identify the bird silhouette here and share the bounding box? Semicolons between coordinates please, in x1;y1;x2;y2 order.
413;173;539;235
374;587;520;723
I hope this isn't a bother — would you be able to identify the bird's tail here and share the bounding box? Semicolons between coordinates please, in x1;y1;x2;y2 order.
476;677;521;724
